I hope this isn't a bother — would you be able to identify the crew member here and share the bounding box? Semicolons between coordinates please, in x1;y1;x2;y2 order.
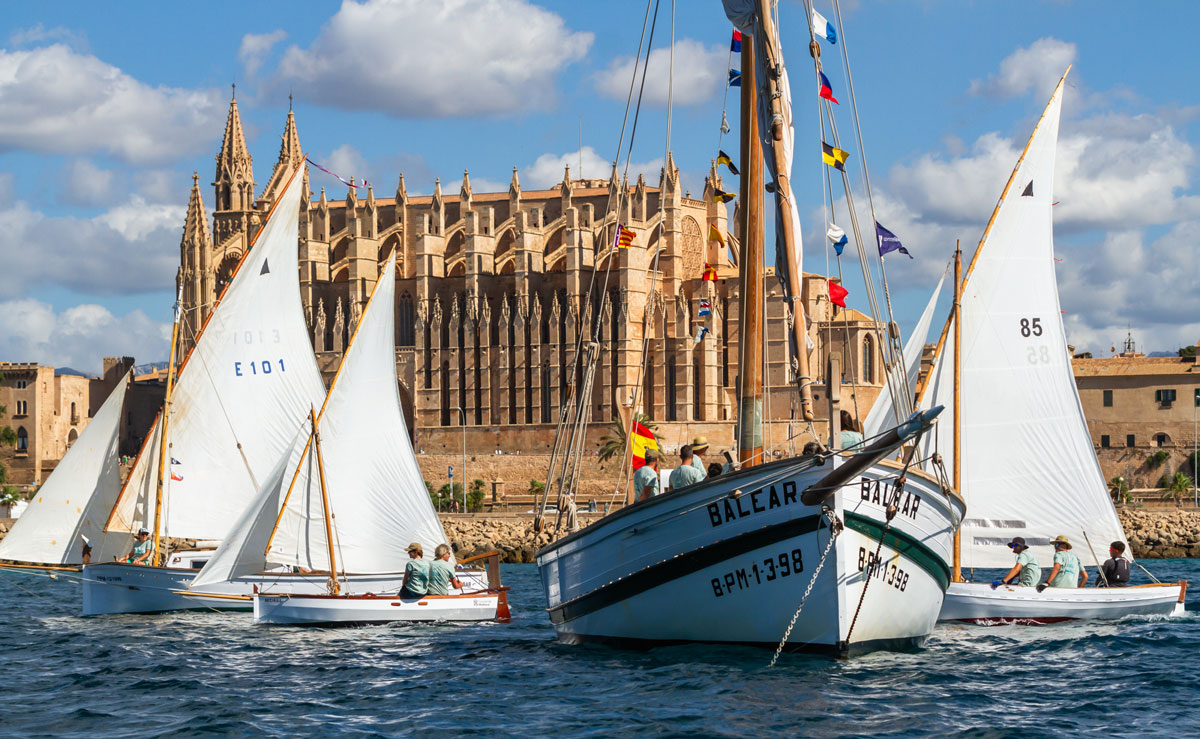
634;449;661;502
840;410;864;450
1040;535;1087;590
400;542;431;599
669;445;705;491
427;544;464;595
690;436;710;473
993;536;1040;588
1098;541;1132;587
127;528;153;565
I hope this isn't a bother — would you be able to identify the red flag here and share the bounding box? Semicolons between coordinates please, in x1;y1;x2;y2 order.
617;225;635;249
828;279;848;308
702;263;718;281
631;422;658;470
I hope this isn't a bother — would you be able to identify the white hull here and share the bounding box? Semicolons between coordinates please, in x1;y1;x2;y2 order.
939;580;1187;623
538;425;964;657
253;590;509;625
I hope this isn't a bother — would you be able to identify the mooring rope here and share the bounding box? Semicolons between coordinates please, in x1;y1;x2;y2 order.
768;506;841;667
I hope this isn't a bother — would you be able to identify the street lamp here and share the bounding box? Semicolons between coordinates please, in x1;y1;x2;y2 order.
454;406;467;514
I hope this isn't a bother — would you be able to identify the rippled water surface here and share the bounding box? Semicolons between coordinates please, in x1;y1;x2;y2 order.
1;561;1197;737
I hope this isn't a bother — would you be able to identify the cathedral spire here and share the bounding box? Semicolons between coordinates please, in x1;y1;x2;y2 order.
261;104;304;203
213;90;255;217
460;169;472;208
183;172;212;247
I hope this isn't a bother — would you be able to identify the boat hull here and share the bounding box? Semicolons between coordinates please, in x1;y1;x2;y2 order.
81;562;407;615
252;590;510;625
538;455;963;657
939;580;1187;624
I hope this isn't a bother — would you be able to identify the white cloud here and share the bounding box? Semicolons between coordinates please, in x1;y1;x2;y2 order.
0;196;182;299
523;146;663;190
60;159;119;207
8;24;85;48
239;30;287;78
0;44;223;164
0;298;169;373
969;38;1076;100
271;0;593;117
594;40;727;107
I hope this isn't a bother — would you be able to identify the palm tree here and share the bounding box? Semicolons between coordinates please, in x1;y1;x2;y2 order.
598;413;656;463
1108;476;1131;506
1161;472;1194;505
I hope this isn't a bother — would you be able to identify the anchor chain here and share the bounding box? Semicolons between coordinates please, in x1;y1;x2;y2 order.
840;479;904;654
767;507;843;668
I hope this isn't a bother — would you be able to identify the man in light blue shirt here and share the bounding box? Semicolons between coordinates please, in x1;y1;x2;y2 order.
690;436;709;474
993;536;1041;588
669;445;706;491
1043;535;1087;589
633;449;661;502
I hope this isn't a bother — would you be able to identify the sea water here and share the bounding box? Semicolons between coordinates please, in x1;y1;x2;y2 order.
0;561;1196;737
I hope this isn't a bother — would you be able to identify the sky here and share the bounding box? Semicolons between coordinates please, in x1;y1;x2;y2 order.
0;0;1197;374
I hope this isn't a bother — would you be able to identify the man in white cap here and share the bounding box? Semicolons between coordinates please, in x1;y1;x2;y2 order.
127;528;153;565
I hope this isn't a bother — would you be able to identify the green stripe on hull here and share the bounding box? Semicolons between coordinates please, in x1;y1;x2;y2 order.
843;512;952;592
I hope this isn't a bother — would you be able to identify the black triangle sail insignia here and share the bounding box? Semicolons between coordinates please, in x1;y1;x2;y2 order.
1021;181;1034;197
260;259;270;275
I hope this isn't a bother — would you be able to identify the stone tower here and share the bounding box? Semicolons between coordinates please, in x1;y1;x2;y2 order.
211;90;257;270
177;173;213;354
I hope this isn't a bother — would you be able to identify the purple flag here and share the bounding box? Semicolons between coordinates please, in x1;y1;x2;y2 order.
875;222;912;259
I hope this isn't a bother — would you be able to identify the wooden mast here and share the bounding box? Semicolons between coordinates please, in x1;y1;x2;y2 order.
952;243;963;583
754;0;815;424
311;408;339;595
736;34;765;467
151;283;183;566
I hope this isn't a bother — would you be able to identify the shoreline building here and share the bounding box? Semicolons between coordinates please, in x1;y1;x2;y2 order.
176;95;890;454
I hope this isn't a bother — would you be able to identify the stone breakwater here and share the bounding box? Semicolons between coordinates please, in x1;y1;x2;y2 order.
1119;508;1200;559
441;516;598;564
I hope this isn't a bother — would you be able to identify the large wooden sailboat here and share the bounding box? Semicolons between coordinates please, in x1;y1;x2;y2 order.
534;1;964;656
919;72;1186;623
82;163;334;615
0;369;133;573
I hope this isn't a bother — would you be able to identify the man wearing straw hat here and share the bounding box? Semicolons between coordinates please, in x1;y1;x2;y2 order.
1039;535;1088;590
690;436;710;475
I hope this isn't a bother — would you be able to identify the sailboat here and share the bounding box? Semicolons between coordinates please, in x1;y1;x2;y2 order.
81;162;332;615
918;71;1186;623
0;369;133;573
217;252;507;625
534;2;964;656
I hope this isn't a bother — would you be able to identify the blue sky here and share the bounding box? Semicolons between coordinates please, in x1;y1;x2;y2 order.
0;0;1197;372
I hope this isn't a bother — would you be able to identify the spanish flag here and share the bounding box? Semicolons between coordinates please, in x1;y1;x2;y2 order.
822;142;849;171
716;150;740;176
702;263;718;281
617;225;635;248
712;188;736;204
707;224;725;246
631;421;658;470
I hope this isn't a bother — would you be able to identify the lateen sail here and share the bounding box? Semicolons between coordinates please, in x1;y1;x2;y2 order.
863;270;945;439
0;371;130;565
919;75;1124;568
103;166;327;543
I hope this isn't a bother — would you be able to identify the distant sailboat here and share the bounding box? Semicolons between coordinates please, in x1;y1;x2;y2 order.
918;71;1186;622
82;162;331;615
0;370;132;571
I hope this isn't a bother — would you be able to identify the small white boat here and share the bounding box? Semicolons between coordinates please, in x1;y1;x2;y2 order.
941;581;1186;624
253;552;510;625
919;73;1188;622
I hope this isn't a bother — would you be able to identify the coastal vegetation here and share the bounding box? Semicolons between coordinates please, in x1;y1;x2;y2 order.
598;413;655;463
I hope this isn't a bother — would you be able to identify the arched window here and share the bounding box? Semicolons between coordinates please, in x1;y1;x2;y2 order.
70;401;77;422
666;356;678;421
16;427;27;452
67;428;79;448
398;292;416;347
862;334;876;384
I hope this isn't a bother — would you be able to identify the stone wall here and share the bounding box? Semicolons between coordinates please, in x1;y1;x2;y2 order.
1119;507;1200;559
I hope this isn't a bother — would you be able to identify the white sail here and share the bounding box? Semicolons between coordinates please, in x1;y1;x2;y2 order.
863;270;945;439
213;252;447;576
0;372;130;565
104;166;327;542
920;75;1125;568
188;427;306;590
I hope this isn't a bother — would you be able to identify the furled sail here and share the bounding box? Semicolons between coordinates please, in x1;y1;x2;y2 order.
863;270;945;439
103;166;327;543
0;371;130;565
919;73;1125;568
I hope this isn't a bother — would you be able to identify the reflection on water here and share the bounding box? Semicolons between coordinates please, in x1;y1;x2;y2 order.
1;561;1197;736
